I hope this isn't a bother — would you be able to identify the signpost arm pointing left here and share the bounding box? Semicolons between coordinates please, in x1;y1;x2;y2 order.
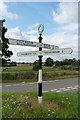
8;38;59;50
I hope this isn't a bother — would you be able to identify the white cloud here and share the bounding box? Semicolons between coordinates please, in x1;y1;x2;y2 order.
5;27;29;40
53;2;78;24
61;23;78;32
27;24;39;35
29;24;39;29
26;30;38;35
0;2;19;20
53;22;78;34
51;2;78;61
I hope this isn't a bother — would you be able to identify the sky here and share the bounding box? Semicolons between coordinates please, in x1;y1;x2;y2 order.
0;1;78;62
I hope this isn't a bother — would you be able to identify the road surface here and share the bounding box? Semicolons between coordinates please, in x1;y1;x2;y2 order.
0;77;79;93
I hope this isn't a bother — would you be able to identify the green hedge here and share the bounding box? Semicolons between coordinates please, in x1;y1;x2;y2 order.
2;71;37;81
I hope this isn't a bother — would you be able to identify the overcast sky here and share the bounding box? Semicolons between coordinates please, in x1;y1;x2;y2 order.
0;1;78;62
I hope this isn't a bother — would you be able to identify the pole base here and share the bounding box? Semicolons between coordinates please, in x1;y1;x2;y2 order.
38;96;42;104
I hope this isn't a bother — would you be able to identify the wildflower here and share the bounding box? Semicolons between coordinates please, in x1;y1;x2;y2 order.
52;111;55;114
26;96;28;99
48;109;51;112
48;114;50;116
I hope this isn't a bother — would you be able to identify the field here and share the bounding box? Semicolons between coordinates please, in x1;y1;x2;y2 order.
2;92;79;119
0;64;79;83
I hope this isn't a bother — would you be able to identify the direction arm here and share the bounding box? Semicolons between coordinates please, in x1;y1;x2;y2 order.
17;48;73;57
8;38;59;50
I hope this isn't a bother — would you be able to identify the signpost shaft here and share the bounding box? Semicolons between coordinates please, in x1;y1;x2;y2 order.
38;34;43;104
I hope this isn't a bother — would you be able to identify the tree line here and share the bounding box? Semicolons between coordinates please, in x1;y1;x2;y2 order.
33;57;80;71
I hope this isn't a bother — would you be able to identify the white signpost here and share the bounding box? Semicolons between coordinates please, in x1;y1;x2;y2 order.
17;48;73;57
8;24;73;104
9;38;59;50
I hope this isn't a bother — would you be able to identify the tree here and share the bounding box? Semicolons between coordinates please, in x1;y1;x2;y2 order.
45;57;53;67
0;19;13;66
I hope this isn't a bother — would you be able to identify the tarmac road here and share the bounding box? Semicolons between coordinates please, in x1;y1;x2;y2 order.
0;77;79;93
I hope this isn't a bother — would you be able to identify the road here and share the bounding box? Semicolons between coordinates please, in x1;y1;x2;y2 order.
0;77;79;93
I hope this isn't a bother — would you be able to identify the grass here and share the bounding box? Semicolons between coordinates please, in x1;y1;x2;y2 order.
0;64;79;83
2;92;79;119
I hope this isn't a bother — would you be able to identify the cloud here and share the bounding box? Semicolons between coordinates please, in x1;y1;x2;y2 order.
27;24;39;35
51;2;78;61
5;27;23;39
26;30;38;35
53;2;78;24
0;2;19;20
61;23;78;33
29;24;39;29
53;22;78;35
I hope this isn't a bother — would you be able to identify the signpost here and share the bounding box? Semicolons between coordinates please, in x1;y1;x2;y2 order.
8;24;73;104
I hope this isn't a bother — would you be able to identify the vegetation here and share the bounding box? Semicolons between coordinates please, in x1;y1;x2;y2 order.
33;60;39;71
0;58;79;83
45;57;54;67
0;19;13;66
2;92;79;119
0;63;79;83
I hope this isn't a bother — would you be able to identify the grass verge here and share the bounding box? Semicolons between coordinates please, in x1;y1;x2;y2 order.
2;92;79;119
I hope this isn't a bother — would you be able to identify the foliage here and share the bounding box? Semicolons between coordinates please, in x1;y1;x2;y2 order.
45;57;54;67
2;92;79;119
0;20;13;66
33;60;39;71
7;61;17;67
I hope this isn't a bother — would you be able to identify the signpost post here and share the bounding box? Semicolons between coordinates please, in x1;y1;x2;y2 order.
38;24;44;104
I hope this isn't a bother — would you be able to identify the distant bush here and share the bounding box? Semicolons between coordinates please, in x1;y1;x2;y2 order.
60;65;79;71
10;62;17;66
45;57;54;67
3;62;17;67
33;60;39;71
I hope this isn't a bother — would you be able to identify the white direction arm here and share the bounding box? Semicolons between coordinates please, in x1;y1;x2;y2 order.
8;38;59;50
17;48;73;57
